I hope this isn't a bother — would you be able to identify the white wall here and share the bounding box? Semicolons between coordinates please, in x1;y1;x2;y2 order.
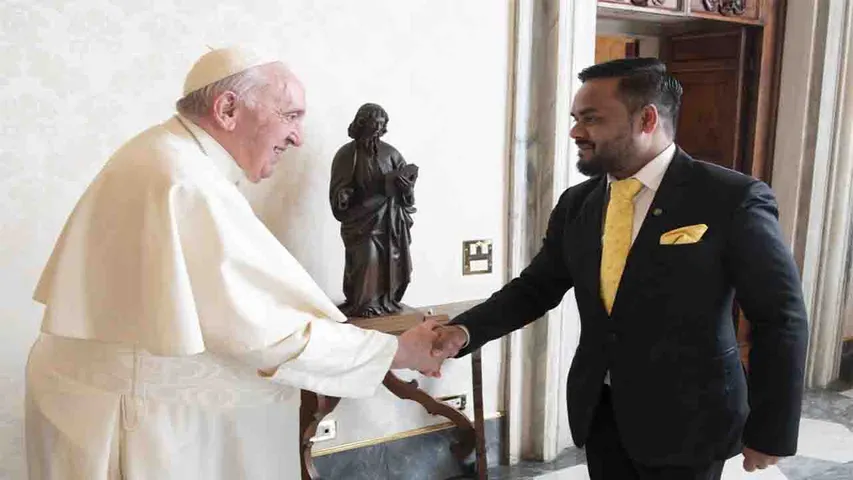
0;0;511;475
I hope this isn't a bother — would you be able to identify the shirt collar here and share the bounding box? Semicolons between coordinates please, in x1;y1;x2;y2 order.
175;114;245;185
607;142;676;192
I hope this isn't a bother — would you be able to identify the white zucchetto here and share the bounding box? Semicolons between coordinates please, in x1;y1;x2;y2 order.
182;46;279;96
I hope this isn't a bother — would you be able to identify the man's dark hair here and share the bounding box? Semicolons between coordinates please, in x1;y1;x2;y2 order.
578;58;683;137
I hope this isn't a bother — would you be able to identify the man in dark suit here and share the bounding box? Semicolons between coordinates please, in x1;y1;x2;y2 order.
431;58;809;479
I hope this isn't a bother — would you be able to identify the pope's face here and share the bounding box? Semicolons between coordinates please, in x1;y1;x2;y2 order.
233;68;305;182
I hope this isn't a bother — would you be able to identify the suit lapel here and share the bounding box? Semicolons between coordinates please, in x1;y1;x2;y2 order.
567;176;609;317
610;149;694;317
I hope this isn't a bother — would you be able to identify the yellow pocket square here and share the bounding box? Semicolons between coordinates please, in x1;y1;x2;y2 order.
659;224;708;245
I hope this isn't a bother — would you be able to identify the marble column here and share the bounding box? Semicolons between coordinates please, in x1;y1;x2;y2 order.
772;0;853;387
503;0;596;464
804;0;853;387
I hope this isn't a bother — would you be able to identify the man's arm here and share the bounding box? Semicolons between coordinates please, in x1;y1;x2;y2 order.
444;191;576;356
725;181;809;457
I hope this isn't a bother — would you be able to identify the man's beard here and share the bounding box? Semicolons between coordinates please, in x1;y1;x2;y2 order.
575;130;636;177
357;134;381;156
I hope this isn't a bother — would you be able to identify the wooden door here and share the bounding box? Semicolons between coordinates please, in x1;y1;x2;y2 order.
665;29;749;171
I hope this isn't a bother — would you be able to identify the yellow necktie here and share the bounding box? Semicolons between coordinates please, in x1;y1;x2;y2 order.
601;178;643;314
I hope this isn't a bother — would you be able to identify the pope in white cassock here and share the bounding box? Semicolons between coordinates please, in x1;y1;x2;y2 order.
25;47;442;480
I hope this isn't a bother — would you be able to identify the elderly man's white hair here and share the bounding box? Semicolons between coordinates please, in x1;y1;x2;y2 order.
175;46;288;118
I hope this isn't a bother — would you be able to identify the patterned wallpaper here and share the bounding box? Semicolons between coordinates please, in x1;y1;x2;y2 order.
0;1;511;476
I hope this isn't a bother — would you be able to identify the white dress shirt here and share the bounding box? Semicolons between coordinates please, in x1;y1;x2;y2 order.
606;143;677;242
603;143;676;384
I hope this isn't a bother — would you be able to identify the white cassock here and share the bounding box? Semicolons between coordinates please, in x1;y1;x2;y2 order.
25;114;398;480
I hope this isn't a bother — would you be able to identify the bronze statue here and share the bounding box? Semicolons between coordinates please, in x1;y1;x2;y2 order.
330;103;418;318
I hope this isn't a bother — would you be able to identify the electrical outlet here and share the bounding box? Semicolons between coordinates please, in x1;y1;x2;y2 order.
311;419;337;442
462;240;493;275
438;394;467;411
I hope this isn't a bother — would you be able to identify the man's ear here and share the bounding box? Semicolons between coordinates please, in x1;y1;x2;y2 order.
212;91;239;131
639;104;660;134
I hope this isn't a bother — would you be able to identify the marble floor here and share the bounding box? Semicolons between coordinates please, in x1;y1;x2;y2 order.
489;385;853;480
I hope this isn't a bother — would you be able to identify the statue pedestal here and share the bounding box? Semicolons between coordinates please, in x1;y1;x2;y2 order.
299;312;488;479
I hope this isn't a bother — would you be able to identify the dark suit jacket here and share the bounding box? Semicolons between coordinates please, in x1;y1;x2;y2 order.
452;148;809;467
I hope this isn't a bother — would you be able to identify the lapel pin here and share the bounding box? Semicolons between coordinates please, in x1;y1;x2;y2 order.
652;208;663;217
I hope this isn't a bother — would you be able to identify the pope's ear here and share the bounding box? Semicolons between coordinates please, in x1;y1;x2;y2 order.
212;91;239;131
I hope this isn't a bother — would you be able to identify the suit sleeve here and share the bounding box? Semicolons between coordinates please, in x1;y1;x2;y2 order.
452;191;575;355
725;181;809;456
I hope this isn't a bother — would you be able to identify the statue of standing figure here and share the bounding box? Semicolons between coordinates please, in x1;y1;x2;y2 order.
330;103;418;318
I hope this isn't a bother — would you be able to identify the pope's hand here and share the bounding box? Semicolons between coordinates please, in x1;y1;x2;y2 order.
392;319;444;377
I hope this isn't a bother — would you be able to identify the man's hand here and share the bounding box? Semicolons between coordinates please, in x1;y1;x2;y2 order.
395;174;414;191
336;188;354;210
743;447;778;472
430;325;468;360
385;164;418;193
392;319;443;377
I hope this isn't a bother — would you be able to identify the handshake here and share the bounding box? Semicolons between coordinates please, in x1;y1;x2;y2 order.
390;319;468;378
